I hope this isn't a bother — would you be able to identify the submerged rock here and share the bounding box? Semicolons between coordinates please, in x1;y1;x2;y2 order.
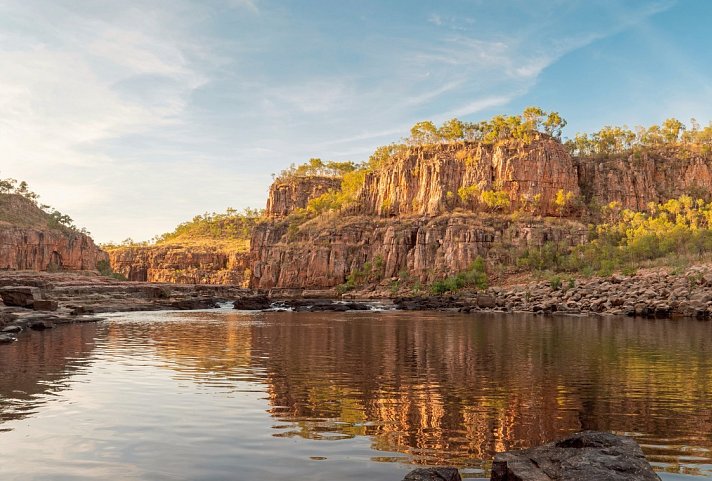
490;431;660;481
402;467;462;481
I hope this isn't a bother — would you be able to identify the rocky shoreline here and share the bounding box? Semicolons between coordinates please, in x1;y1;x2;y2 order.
3;264;712;344
364;264;712;319
0;270;250;344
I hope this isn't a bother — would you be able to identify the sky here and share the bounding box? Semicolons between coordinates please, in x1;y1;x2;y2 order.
0;0;710;243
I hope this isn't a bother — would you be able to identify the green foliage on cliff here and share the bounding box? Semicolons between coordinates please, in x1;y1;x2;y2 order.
97;259;128;281
337;256;386;293
518;195;712;276
431;257;488;294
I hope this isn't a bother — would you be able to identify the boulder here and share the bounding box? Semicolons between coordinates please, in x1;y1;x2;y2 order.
233;295;271;310
1;325;22;333
0;286;41;308
27;319;54;330
402;467;461;481
32;300;59;311
0;333;17;344
170;298;219;310
490;431;660;481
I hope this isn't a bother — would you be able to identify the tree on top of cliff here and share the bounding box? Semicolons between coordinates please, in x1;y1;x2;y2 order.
275;158;359;182
565;118;712;156
405;107;567;146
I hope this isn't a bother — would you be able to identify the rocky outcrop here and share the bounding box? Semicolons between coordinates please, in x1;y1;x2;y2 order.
358;138;579;217
250;214;587;289
491;431;660;481
0;194;107;272
108;244;250;285
266;176;341;217
402;468;461;481
0;226;106;271
576;147;712;210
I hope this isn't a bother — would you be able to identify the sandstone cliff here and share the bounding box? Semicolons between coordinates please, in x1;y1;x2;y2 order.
266;176;341;217
576;147;712;210
358;138;579;217
0;194;106;272
108;138;712;290
108;244;250;285
250;214;587;289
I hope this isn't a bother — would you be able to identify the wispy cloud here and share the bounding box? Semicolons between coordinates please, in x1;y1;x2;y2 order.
0;0;693;242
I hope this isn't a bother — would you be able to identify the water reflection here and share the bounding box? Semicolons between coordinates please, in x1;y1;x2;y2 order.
0;324;97;426
139;311;712;475
1;311;711;479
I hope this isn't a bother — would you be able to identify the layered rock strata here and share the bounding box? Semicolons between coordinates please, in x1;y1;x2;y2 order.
108;244;250;285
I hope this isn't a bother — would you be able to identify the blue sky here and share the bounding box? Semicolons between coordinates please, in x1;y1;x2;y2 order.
0;0;710;242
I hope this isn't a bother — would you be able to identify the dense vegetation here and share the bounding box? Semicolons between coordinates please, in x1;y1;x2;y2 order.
0;175;84;233
565;118;712;156
518;195;712;277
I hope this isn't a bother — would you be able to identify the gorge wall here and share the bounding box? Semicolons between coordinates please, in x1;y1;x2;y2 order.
108;138;712;290
0;194;106;272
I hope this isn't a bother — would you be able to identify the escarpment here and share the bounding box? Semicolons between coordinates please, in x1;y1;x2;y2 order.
0;194;106;272
109;136;712;290
358;138;579;217
250;214;587;289
576;147;712;210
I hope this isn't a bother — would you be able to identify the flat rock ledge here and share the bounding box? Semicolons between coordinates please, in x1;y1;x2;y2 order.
401;432;660;481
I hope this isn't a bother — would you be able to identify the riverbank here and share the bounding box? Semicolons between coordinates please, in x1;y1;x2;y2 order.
0;270;251;343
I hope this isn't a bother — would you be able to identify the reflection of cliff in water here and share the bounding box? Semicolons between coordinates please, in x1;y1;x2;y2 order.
146;311;712;471
0;323;97;427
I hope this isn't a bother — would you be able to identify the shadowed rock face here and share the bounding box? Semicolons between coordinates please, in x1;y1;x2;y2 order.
490;431;660;481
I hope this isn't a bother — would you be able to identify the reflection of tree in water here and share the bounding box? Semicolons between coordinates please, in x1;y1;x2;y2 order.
143;312;712;474
0;324;97;427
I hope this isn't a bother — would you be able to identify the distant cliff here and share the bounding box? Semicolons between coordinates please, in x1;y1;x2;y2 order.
108;243;250;285
107;117;712;290
0;194;106;272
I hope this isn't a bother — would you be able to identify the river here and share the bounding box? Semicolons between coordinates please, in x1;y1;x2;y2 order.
0;308;710;480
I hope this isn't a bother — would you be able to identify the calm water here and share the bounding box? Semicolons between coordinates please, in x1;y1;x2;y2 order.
0;309;711;481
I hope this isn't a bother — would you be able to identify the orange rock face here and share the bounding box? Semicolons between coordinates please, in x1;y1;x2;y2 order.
576;148;712;210
358;138;580;217
108;244;251;285
266;176;341;217
249;215;587;288
0;226;106;272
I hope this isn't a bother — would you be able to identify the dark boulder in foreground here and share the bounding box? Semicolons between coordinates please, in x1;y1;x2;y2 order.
491;431;660;481
402;467;461;481
233;295;271;310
